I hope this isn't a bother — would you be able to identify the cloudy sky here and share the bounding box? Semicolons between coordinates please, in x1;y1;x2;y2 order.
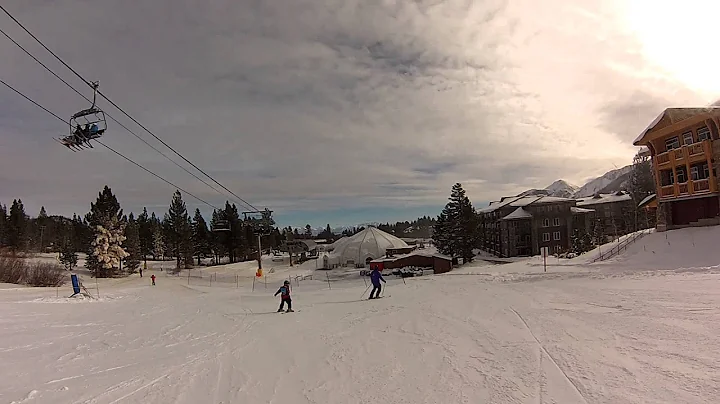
1;0;718;227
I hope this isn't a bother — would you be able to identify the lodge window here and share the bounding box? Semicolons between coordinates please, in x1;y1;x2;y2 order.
542;218;550;227
665;136;680;150
553;217;560;226
690;163;710;181
553;231;561;241
662;170;674;186
683;132;694;145
676;166;687;183
554;245;562;253
697;126;711;142
542;232;550;242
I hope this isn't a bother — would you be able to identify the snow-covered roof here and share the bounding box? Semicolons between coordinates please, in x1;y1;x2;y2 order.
330;227;409;263
479;194;575;214
508;196;543;207
571;207;594;214
477;196;523;213
370;251;452;263
633;107;720;145
638;193;657;208
576;192;632;206
531;196;575;204
501;207;533;221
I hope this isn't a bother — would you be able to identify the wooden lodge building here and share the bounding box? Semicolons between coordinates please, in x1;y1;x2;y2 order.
633;108;720;230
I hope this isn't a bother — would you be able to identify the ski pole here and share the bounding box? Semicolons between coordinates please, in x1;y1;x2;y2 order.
360;284;371;299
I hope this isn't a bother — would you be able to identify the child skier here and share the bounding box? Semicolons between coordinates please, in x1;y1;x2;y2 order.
369;267;386;299
274;280;293;312
151;274;156;286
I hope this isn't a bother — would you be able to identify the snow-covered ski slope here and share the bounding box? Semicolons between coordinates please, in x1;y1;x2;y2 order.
3;228;720;403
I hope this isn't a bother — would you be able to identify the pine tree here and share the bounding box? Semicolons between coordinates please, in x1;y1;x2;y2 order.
136;207;152;264
59;238;78;270
0;203;7;247
86;186;126;277
164;191;191;270
152;227;165;262
7;199;27;252
432;183;478;262
629;151;656;231
224;202;244;263
91;216;129;274
124;213;141;274
150;212;162;260
192;208;210;266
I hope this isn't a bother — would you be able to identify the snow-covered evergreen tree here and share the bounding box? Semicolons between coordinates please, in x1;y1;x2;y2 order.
124;214;141;274
85;186;125;277
432;183;478;262
152;228;165;262
91;217;129;276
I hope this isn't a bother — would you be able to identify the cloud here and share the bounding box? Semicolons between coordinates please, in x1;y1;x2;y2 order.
0;0;716;225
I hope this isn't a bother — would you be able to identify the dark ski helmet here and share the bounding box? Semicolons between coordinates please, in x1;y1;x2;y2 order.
284;280;290;285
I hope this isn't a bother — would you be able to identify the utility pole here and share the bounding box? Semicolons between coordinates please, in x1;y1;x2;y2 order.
257;233;262;270
39;225;46;252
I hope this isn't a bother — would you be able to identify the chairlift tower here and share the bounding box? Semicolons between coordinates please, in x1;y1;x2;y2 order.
243;208;274;270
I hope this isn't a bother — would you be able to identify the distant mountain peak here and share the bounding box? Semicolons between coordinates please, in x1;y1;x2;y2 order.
519;168;632;200
573;165;633;198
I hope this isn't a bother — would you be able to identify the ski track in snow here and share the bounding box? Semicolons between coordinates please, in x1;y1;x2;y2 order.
3;255;720;403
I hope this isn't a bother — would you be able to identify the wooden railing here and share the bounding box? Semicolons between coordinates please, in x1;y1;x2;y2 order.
659;178;715;199
655;140;711;168
590;229;651;263
695;178;710;191
689;143;705;156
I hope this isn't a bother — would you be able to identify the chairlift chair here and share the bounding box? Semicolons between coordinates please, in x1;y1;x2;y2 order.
211;220;231;232
55;81;107;151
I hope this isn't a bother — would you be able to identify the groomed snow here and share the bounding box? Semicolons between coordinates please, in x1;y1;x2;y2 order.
3;228;720;403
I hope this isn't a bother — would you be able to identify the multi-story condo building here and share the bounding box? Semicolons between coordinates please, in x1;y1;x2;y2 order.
576;191;634;242
477;195;584;257
633;108;720;230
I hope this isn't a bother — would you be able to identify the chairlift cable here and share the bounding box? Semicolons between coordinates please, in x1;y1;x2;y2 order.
0;4;261;213
0;78;221;211
0;25;234;207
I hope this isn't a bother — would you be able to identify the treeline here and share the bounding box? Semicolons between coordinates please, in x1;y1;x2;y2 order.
0;185;283;278
280;216;437;242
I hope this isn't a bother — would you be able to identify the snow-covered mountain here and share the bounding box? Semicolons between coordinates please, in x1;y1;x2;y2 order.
573;165;633;198
520;167;633;200
519;180;578;198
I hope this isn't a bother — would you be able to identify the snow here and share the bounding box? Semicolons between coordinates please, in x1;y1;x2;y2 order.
544;179;578;197
574;166;633;198
501;207;533;220
576;192;632;206
4;227;720;403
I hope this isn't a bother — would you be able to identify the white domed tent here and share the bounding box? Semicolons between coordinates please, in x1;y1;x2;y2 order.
329;227;410;267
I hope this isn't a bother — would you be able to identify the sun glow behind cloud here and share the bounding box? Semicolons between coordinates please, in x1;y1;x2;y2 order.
621;0;720;96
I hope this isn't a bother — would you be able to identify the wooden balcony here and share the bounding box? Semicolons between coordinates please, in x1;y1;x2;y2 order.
655;140;712;168
658;178;717;200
